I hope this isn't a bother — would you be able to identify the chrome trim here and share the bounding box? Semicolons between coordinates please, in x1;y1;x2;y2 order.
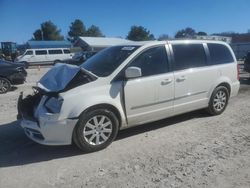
131;91;207;110
174;91;207;100
131;98;173;110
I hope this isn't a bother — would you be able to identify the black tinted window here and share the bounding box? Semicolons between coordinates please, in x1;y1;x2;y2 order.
63;49;70;54
207;43;234;64
48;49;63;54
35;50;47;55
129;46;169;77
172;44;207;71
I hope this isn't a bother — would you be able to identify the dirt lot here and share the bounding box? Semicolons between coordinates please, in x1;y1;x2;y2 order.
0;67;250;188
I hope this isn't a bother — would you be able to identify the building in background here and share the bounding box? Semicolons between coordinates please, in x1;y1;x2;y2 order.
74;37;131;51
194;35;232;44
26;40;72;49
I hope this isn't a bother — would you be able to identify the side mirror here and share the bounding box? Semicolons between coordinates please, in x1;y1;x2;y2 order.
125;66;142;79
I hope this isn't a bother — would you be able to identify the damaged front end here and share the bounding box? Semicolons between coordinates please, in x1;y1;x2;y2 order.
17;63;97;145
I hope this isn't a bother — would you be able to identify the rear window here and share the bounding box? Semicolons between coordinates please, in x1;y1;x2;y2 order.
172;44;207;71
35;50;47;55
48;49;63;54
207;43;234;64
63;49;70;54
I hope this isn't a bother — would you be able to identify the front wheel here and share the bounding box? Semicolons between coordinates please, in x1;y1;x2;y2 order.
73;108;119;152
207;86;229;115
0;78;11;94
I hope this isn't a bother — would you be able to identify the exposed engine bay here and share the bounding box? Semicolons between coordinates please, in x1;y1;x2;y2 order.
17;63;97;119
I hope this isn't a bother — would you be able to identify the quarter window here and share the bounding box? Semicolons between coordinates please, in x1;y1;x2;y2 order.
35;50;47;55
207;43;234;64
172;44;207;71
48;49;63;54
129;46;169;77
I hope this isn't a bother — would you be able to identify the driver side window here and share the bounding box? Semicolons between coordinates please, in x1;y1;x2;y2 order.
129;46;169;77
25;50;33;55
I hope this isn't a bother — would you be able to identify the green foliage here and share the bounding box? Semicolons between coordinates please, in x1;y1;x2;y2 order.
85;25;104;37
127;26;155;41
68;19;86;42
175;27;196;38
158;34;170;41
32;21;64;41
197;31;207;36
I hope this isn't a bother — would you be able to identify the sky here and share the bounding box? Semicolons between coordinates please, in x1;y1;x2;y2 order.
0;0;249;44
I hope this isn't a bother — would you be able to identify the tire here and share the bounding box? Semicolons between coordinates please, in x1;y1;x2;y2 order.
19;61;29;69
53;60;61;65
73;108;119;152
207;86;229;115
0;77;11;94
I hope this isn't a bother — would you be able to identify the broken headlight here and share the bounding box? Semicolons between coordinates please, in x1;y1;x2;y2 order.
44;97;63;113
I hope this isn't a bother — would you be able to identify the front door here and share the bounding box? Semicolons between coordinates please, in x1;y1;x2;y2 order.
124;45;174;126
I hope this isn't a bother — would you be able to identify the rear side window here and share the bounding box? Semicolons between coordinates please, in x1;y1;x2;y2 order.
172;44;207;71
63;49;70;54
129;46;169;77
207;43;234;64
35;50;47;55
48;49;63;54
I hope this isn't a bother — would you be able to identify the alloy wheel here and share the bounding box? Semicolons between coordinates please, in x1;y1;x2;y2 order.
213;90;227;111
0;78;10;94
83;115;113;146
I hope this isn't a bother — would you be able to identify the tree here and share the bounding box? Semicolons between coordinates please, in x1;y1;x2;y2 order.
127;26;155;41
175;27;196;38
85;25;104;37
33;29;42;40
32;21;64;41
197;31;207;36
158;34;170;41
68;19;86;42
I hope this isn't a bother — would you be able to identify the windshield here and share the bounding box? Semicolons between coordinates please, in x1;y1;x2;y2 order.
80;45;139;77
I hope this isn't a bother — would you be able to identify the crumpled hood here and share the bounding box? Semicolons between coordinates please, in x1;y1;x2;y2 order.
38;63;96;93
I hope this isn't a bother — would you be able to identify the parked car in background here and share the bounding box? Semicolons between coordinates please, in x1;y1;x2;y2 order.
16;48;74;65
0;60;27;93
18;40;239;152
244;52;250;74
54;51;97;66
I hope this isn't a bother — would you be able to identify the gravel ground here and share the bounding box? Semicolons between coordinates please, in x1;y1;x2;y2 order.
0;67;250;188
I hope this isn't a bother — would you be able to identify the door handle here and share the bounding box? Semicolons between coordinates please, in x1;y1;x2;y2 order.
161;78;172;85
176;76;186;82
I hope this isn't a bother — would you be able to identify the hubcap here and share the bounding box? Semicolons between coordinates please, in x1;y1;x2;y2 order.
0;79;9;93
213;90;227;111
83;115;112;146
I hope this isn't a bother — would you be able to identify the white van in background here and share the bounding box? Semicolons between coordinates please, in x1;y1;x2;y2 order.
16;48;74;65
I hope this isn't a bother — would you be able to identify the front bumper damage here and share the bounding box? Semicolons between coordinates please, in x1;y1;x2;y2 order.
17;91;77;145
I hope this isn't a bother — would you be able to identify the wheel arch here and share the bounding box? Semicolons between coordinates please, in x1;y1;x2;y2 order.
0;76;11;83
78;103;122;129
216;82;231;97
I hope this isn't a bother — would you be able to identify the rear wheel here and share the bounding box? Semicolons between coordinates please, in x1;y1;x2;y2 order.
73;108;119;152
0;78;11;94
207;86;229;115
53;60;61;65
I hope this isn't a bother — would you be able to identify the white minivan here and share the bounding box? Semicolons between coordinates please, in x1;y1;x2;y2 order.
18;40;240;152
16;48;73;65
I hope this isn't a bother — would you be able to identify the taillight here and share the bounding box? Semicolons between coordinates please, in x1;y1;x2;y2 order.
237;64;240;81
